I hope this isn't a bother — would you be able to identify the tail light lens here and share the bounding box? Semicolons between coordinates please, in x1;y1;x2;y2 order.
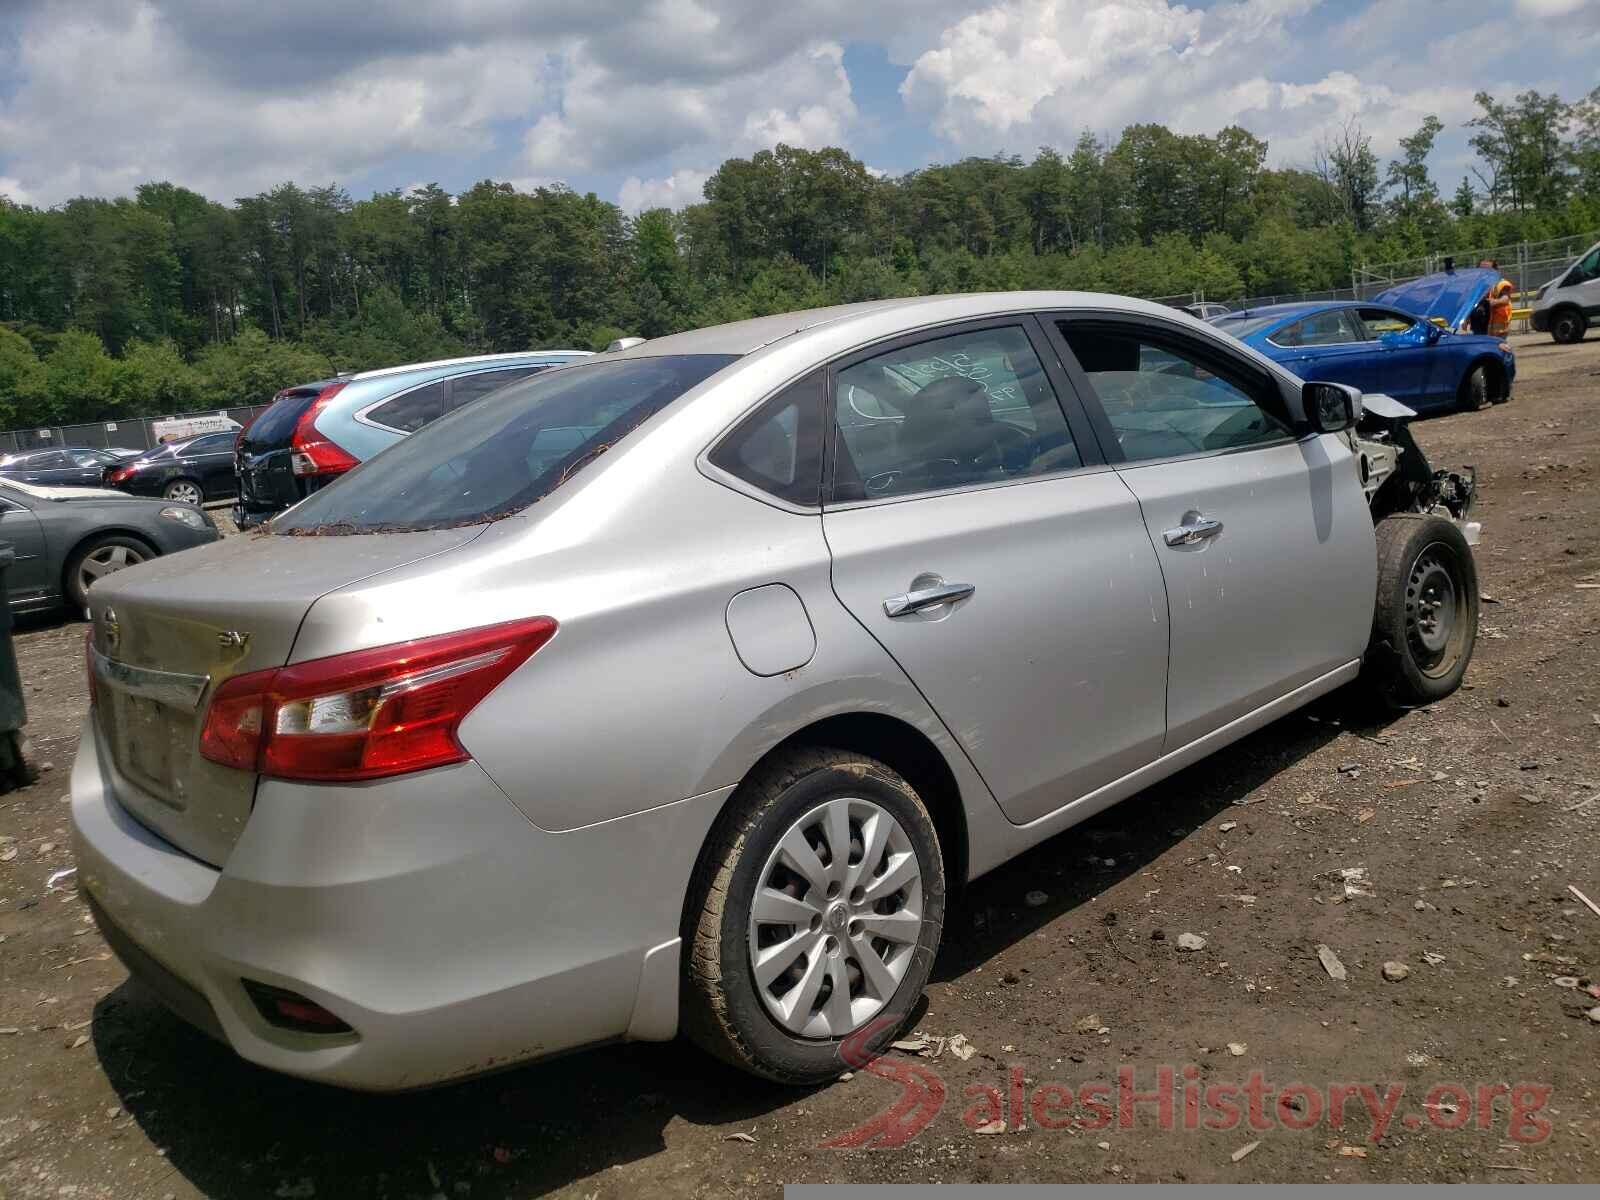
289;381;357;477
105;465;134;485
198;618;556;782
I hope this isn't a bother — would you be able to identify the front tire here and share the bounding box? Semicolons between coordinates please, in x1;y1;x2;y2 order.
65;535;153;614
1550;308;1586;345
682;748;945;1084
1458;364;1489;412
1363;514;1478;707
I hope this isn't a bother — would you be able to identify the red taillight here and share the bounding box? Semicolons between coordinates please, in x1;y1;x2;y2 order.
198;618;556;782
106;465;134;485
289;381;357;477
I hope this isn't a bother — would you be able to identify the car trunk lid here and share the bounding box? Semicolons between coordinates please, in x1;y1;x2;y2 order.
87;526;484;866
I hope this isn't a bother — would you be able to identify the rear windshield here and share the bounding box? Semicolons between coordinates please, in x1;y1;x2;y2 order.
1211;314;1282;339
243;389;322;449
272;354;737;534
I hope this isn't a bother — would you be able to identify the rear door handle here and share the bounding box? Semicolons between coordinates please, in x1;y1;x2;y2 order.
1163;516;1224;546
883;581;975;618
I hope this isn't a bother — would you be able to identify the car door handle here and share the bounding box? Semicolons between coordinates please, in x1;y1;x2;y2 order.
883;581;975;618
1163;516;1224;546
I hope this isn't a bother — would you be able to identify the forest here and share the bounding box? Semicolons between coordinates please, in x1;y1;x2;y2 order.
1;86;1597;429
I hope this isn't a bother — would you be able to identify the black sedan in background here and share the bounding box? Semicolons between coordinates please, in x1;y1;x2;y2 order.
0;478;219;615
0;447;140;488
103;431;238;505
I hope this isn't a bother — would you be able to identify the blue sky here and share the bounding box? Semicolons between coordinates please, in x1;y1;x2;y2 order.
1;0;1596;211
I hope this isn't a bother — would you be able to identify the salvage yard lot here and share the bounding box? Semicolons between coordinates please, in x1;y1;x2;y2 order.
2;333;1598;1196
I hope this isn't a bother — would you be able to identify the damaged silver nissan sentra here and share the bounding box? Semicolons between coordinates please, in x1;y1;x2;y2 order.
72;292;1479;1089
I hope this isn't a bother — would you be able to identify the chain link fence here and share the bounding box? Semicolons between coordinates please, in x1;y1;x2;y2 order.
1157;229;1598;327
0;405;271;457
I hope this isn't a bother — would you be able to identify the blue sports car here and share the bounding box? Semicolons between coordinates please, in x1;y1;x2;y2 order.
1211;292;1515;413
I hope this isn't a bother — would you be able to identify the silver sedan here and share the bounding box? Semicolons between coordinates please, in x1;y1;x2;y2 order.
71;292;1475;1089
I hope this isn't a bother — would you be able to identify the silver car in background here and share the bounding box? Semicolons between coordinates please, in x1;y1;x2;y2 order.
72;292;1478;1089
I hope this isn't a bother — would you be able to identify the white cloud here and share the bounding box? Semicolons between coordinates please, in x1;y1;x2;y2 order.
523;41;857;175
0;2;554;203
0;177;34;205
896;0;1540;175
618;167;712;212
1514;0;1587;15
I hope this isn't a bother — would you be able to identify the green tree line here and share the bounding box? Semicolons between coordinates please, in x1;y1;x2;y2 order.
2;86;1598;430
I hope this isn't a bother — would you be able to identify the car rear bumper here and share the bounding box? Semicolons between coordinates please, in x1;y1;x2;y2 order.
70;716;728;1090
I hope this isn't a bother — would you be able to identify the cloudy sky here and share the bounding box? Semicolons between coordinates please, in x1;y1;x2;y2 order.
1;0;1596;212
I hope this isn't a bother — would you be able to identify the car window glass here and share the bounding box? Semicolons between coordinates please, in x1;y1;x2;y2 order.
184;433;233;454
1270;310;1354;347
829;325;1080;502
1358;308;1414;337
1571;248;1600;284
69;451;102;466
274;354;736;533
448;367;545;413
1058;322;1292;463
366;381;449;433
32;451;69;468
709;372;824;506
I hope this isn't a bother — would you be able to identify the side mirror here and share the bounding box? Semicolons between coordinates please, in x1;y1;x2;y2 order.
1424;323;1442;345
1303;381;1360;433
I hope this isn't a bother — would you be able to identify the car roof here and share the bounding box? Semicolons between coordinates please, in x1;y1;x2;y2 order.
347;350;592;383
604;292;1234;360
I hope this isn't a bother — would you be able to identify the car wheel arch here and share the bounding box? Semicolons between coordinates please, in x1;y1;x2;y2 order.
60;528;159;599
685;710;971;931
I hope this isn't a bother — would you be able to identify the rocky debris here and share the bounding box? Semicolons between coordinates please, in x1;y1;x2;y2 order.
1382;961;1411;982
1316;944;1348;981
1176;932;1207;952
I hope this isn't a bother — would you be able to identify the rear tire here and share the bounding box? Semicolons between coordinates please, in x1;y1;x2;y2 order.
1363;514;1477;708
64;535;154;615
1550;308;1586;344
162;478;204;506
681;748;945;1084
1457;364;1489;412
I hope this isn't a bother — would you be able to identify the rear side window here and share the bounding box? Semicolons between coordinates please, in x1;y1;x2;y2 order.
365;381;448;433
829;325;1080;501
708;372;824;506
448;367;545;412
183;433;234;454
274;354;737;533
1269;310;1361;347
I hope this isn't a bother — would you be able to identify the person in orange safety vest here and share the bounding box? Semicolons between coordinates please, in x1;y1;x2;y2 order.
1480;259;1514;337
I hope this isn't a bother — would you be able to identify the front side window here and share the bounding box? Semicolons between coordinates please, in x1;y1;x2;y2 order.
1058;322;1292;464
1357;308;1415;338
274;354;737;533
1566;247;1600;286
829;325;1080;501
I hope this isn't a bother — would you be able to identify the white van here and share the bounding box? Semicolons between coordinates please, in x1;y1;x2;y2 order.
1531;240;1600;343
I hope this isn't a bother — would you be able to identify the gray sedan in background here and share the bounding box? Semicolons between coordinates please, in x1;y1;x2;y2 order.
73;292;1477;1090
0;479;218;615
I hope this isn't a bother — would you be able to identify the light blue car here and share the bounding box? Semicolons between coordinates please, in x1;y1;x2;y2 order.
235;350;591;527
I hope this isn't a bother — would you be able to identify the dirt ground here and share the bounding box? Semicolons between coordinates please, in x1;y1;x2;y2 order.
2;333;1598;1196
